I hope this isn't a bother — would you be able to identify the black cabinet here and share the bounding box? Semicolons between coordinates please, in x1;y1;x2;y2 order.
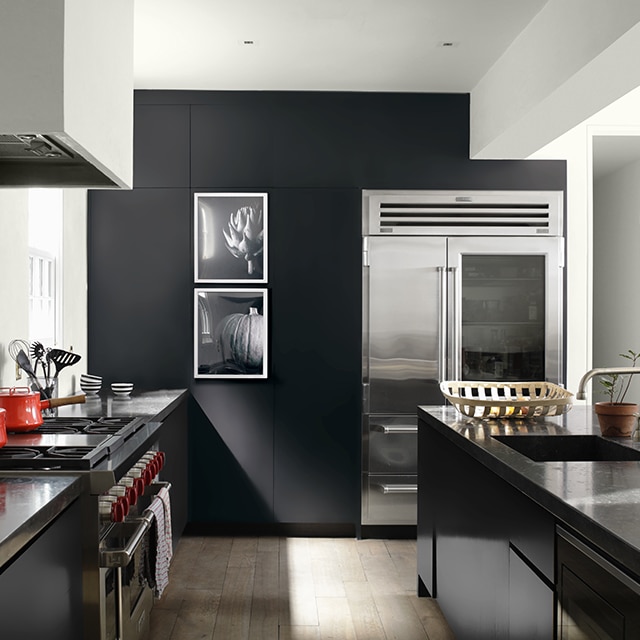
557;528;640;639
134;104;190;188
87;187;192;389
270;188;361;523
158;396;189;546
0;500;83;640
418;422;555;640
191;104;274;189
509;547;555;640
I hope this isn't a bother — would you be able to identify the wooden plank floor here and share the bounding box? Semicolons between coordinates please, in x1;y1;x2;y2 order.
150;535;455;640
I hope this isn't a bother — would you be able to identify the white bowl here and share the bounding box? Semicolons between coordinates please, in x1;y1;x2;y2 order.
81;373;102;382
80;383;101;396
111;382;133;397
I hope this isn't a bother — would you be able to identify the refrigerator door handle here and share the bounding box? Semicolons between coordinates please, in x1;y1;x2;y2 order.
449;266;461;380
438;266;447;382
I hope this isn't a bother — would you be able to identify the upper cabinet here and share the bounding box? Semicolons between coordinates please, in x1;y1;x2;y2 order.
191;104;274;189
0;0;133;188
134;105;190;188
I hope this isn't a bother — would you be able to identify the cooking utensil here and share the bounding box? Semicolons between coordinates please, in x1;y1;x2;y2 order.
0;387;86;431
7;339;31;379
30;341;47;378
8;339;30;363
15;348;43;394
48;348;82;380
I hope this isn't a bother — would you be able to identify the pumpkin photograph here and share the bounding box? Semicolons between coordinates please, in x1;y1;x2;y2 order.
194;288;268;378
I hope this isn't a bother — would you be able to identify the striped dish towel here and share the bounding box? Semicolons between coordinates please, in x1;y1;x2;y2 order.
146;487;173;597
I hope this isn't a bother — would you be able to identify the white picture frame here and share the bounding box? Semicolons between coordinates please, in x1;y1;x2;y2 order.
194;192;268;283
194;288;268;379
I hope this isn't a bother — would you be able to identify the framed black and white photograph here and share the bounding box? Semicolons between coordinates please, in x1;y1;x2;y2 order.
194;288;268;379
194;193;267;283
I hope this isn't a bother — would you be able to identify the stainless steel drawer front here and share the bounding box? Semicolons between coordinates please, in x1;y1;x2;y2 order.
368;422;418;473
362;474;417;525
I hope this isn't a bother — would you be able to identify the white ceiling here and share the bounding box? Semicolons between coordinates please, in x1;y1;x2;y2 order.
132;0;547;92
132;0;640;175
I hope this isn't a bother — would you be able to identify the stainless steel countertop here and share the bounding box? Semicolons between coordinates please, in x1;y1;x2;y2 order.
0;473;85;568
418;404;640;578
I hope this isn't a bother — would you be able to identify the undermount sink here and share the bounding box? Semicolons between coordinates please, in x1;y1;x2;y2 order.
492;435;640;462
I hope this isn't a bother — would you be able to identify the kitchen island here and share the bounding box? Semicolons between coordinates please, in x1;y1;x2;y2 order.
418;404;640;640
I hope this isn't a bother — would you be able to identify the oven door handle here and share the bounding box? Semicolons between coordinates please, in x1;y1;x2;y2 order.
100;514;154;568
100;481;171;568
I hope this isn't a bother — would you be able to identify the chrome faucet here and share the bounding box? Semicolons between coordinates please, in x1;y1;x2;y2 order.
575;367;640;400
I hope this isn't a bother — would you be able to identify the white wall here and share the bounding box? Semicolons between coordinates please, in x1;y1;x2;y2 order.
0;189;87;397
529;86;640;402
0;191;30;387
593;156;640;402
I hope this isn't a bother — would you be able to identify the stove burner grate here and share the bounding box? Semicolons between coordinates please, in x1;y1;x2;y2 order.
0;447;42;460
84;418;135;435
38;416;141;437
47;446;96;459
37;425;82;435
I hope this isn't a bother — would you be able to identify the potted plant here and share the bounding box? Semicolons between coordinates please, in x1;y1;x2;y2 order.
596;350;640;437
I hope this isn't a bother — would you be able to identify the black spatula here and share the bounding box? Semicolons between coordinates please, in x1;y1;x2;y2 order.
48;348;82;380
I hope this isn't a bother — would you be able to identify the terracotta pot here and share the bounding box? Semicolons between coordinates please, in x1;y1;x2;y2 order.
594;402;640;437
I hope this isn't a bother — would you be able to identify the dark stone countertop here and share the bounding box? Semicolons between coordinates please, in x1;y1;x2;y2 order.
0;474;85;568
56;388;188;422
0;388;188;569
418;404;640;578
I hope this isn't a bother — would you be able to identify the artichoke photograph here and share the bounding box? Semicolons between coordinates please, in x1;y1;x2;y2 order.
194;193;268;283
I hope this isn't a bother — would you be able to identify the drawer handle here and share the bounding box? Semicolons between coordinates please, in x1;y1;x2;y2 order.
372;424;418;435
375;483;418;495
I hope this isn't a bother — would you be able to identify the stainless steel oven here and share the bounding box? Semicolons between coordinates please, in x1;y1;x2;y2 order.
101;481;170;640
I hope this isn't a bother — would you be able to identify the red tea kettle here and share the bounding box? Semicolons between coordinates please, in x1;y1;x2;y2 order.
0;387;86;432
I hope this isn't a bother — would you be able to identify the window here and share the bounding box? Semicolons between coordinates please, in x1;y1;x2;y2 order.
28;189;62;346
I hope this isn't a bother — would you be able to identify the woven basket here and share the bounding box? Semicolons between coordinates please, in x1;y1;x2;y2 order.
440;381;573;419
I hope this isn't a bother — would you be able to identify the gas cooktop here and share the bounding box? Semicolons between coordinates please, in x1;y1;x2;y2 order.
0;415;148;470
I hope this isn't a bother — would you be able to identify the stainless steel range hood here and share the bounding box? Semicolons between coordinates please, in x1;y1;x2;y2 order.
0;0;134;188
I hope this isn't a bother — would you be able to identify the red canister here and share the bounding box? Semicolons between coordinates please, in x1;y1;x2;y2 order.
0;407;6;448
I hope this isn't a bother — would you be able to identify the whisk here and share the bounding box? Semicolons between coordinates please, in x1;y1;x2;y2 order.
8;339;31;364
8;338;32;382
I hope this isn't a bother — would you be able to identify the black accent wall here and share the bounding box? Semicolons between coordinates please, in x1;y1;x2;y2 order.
88;91;566;530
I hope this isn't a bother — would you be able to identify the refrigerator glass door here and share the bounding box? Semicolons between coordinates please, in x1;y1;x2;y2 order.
447;237;563;384
364;236;447;413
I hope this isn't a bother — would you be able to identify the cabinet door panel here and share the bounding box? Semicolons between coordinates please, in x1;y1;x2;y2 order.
509;548;554;640
134;104;190;187
271;188;361;523
191;104;273;188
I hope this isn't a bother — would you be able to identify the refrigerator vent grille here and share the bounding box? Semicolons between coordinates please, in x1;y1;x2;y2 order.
364;190;563;236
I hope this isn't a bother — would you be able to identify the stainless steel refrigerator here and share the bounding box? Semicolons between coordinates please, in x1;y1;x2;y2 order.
361;190;565;528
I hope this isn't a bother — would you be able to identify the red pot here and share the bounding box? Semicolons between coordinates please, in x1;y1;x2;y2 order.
0;408;6;448
0;387;86;432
